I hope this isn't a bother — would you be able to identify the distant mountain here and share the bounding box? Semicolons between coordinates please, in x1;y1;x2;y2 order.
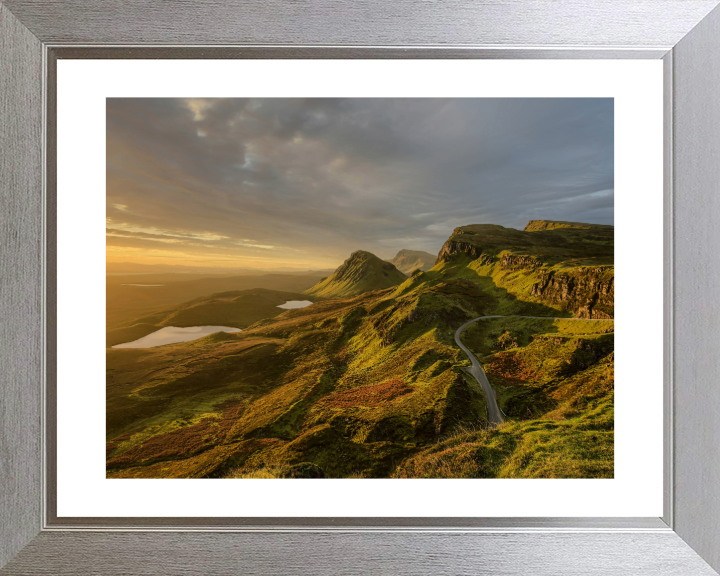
306;250;406;298
388;249;437;274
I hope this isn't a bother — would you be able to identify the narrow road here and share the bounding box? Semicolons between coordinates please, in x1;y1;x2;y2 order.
454;315;611;427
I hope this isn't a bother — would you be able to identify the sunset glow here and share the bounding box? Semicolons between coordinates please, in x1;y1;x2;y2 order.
107;98;613;273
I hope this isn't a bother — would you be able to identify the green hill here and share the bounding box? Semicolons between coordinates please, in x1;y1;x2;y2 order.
388;249;437;274
436;222;613;264
106;220;614;479
431;222;614;319
306;250;407;299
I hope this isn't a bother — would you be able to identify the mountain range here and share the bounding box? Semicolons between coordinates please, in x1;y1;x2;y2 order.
106;220;615;479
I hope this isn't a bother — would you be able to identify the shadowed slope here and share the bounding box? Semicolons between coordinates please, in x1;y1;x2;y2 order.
433;221;614;319
106;220;614;479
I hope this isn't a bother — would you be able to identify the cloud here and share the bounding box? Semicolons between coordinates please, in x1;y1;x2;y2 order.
107;97;613;267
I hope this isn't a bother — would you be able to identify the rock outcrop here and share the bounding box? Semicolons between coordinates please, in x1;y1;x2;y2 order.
433;222;614;319
530;267;614;318
500;254;540;270
436;240;493;265
436;228;493;265
436;222;613;265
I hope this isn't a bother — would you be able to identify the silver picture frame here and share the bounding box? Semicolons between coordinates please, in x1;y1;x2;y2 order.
2;1;720;573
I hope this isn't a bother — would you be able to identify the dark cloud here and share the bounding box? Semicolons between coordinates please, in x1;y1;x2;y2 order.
107;98;613;268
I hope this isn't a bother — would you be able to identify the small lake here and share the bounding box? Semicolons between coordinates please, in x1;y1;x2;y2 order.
112;326;242;349
277;300;313;309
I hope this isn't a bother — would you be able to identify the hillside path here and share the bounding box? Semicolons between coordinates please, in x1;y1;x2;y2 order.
454;315;611;427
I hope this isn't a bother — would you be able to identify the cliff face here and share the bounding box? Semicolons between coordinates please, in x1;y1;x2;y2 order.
436;240;491;265
500;254;540;270
530;268;614;319
436;222;613;263
434;222;614;319
436;228;492;265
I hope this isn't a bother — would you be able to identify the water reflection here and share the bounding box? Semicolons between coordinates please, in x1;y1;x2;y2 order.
277;300;313;309
112;326;241;349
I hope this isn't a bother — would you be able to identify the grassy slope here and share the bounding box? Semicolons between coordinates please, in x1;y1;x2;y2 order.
433;221;614;317
107;285;613;479
106;221;614;479
393;318;614;478
393;257;567;319
441;222;613;263
306;250;407;299
106;283;494;478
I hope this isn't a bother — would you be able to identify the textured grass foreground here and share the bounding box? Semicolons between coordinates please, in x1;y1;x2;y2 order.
393;399;613;479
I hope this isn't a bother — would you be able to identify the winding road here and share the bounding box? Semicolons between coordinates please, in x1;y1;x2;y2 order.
454;315;610;427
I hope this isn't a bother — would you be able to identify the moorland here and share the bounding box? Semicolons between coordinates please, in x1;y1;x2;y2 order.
106;220;614;479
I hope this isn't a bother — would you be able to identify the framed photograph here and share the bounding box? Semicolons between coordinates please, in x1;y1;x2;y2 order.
2;1;720;574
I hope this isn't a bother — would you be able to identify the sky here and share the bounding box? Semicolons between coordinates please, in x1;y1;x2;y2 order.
107;98;614;271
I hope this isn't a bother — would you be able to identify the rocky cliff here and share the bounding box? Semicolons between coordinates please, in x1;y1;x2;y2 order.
436;239;492;265
436;222;613;265
433;221;614;318
500;253;541;270
530;267;614;318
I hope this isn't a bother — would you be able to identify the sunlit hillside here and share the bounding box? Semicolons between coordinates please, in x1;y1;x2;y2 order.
106;221;614;479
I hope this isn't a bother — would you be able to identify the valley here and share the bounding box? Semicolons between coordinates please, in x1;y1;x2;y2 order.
106;272;327;332
106;220;614;479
